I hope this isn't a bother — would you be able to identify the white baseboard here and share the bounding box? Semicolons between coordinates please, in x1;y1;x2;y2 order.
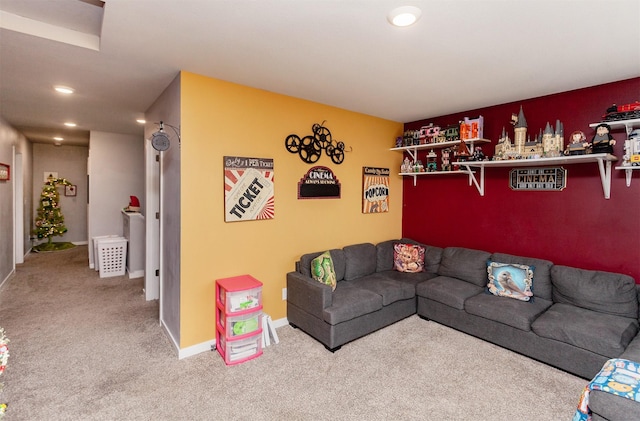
271;316;289;329
72;241;89;246
127;270;144;279
0;268;15;290
173;317;289;360
161;318;180;356
178;338;217;360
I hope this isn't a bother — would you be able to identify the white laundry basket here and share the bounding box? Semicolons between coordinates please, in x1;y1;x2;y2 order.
96;237;128;278
92;235;121;272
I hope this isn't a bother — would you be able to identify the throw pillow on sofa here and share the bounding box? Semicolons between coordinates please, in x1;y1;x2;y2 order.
393;243;425;273
486;261;534;302
311;251;337;291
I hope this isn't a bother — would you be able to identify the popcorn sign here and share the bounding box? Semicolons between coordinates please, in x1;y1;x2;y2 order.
362;167;390;213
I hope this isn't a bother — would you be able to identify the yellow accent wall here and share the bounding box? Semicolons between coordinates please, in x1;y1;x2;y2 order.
180;71;403;348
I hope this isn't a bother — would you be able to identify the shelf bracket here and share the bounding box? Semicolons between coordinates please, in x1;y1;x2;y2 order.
595;157;613;199
615;166;638;187
460;164;484;196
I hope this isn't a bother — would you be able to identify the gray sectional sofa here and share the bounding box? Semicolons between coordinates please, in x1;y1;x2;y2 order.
286;239;640;419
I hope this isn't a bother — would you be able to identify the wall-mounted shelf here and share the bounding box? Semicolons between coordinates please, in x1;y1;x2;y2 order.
455;153;618;199
399;170;473;186
615;166;639;187
589;118;640;188
589;118;640;136
391;138;491;162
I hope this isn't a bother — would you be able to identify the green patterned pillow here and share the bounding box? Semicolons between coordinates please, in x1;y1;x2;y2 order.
311;251;337;291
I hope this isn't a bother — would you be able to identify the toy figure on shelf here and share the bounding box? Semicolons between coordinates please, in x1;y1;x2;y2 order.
401;157;412;173
565;130;590;156
471;146;486;161
456;139;471;162
426;150;438;172
591;123;616;154
622;129;640;166
441;148;452;171
395;136;403;148
413;160;424;173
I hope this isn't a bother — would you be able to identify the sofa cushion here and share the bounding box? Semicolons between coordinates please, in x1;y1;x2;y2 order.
486;261;534;302
620;333;640;362
378;269;439;287
531;303;639;357
400;238;442;273
465;294;552;332
310;251;337;291
348;274;415;306
376;239;400;272
491;253;553;301
416;276;484;310
393;242;425;273
322;282;383;325
438;247;492;286
300;249;346;281
551;265;638;319
343;243;377;281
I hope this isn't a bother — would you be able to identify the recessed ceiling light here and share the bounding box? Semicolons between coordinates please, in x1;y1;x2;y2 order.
53;136;64;141
136;119;146;124
54;85;74;94
388;6;422;27
64;122;77;127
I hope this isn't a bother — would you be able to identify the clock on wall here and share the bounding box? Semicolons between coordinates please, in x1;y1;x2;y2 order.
151;131;170;151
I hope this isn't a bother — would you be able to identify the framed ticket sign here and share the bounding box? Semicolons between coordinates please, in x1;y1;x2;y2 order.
224;156;275;222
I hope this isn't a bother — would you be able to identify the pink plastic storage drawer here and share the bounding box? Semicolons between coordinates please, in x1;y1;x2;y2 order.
217;276;262;314
218;309;262;339
217;329;263;365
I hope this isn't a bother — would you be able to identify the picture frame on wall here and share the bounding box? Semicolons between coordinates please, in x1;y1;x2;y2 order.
44;171;58;182
362;167;390;213
65;184;77;197
224;156;275;222
0;163;9;181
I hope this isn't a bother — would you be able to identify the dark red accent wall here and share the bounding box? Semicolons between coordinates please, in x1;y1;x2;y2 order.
402;78;640;283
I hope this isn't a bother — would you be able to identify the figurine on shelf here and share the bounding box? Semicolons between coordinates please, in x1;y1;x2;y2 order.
414;160;424;173
471;146;486;161
441;148;452;171
456;139;471;162
622;129;640;166
426;150;438;172
401;157;412;173
591;123;616;154
395;136;403;148
565;130;590;156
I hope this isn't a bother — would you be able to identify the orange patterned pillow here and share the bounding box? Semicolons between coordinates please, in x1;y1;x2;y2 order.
393;243;425;273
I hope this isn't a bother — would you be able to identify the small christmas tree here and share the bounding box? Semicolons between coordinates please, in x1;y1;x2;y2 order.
33;177;72;247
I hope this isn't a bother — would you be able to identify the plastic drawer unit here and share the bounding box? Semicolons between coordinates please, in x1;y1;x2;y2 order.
215;275;263;365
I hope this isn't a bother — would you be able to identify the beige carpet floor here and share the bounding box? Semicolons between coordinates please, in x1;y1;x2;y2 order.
0;245;587;420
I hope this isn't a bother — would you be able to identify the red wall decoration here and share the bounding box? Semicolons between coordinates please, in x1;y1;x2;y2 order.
402;78;640;283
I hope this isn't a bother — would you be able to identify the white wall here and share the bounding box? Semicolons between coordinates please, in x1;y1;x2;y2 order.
145;73;181;345
0;117;32;287
32;143;88;244
87;131;145;268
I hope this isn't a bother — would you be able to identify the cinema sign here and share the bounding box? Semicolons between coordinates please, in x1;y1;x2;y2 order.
509;167;567;191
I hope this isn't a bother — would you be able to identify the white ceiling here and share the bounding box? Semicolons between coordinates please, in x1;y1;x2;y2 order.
1;0;639;146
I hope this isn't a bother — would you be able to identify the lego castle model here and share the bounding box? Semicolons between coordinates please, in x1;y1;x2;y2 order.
494;106;564;160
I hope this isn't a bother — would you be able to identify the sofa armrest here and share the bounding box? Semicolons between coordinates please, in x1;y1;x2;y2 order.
286;271;333;319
